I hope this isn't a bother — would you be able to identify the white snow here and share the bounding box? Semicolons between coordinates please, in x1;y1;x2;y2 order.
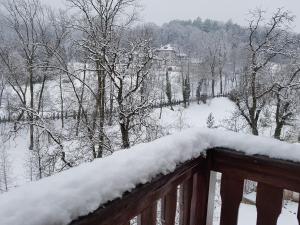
213;182;299;225
236;201;299;225
156;98;235;130
0;127;299;225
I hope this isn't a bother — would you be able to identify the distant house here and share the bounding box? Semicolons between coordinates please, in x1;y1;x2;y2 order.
154;44;187;69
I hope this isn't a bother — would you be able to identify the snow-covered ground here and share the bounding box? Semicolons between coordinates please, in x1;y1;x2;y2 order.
156;97;235;131
234;202;298;225
213;182;299;225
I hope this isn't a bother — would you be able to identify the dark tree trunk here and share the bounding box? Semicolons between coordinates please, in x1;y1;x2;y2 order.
120;122;130;149
29;64;34;150
219;72;223;95
211;79;215;98
96;59;106;158
252;126;259;136
166;70;173;110
76;65;86;136
59;74;64;128
274;95;282;140
108;78;114;126
0;84;4;107
274;123;283;140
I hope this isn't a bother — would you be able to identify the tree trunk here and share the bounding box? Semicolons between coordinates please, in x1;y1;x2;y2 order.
274;93;283;140
120;122;130;149
219;71;223;95
29;64;34;150
274;123;283;140
96;59;106;158
108;77;114;126
0;84;4;107
166;70;173;110
59;74;64;128
251;124;259;136
76;65;86;136
211;78;215;97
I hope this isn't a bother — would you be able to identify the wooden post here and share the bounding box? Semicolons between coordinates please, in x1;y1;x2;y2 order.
161;187;177;225
189;169;213;225
256;183;283;225
220;174;244;225
140;203;157;225
180;178;193;225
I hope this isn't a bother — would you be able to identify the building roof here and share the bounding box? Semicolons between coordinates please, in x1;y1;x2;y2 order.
156;44;176;52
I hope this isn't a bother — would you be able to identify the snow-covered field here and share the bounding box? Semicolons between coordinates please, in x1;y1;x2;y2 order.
156;97;235;131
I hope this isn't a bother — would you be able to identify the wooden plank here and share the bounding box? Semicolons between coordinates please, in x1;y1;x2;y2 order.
220;174;244;225
70;157;206;225
161;187;177;225
180;177;193;225
141;203;157;225
211;148;300;193
189;170;211;225
256;183;283;225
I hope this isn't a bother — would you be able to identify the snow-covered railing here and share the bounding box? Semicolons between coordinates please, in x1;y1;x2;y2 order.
0;128;299;225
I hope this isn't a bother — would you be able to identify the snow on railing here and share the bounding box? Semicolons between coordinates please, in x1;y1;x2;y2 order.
0;128;299;225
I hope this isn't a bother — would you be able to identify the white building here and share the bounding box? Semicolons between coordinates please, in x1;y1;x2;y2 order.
154;44;187;69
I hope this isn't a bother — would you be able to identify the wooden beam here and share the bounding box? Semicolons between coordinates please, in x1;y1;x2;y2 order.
211;148;300;192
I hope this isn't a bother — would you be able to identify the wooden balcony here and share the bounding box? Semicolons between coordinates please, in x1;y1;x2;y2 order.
69;147;300;225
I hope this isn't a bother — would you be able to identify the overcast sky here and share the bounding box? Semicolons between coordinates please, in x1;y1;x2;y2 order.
44;0;300;32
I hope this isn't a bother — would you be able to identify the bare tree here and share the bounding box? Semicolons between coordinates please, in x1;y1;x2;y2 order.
272;63;300;139
231;8;295;135
102;34;154;148
68;0;138;155
1;0;55;149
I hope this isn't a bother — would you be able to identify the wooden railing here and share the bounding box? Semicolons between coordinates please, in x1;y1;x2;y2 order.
69;148;300;225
